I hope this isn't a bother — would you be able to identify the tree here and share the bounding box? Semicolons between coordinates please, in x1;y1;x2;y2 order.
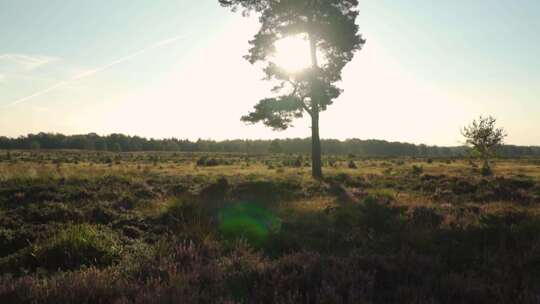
461;116;507;176
111;143;122;153
219;0;365;179
268;139;283;154
30;141;41;151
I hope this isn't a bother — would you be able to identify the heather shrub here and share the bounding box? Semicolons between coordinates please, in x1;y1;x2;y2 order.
266;210;337;255
333;197;406;254
199;176;230;200
410;207;444;229
160;199;214;240
0;267;132;304
232;180;303;203
354;197;405;235
281;155;303;168
246;252;375;304
220;241;267;301
17;202;84;224
196;156;233;167
164;199;199;222
0;228;15;256
327;172;364;188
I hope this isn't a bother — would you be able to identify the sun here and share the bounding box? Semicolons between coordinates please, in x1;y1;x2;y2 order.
272;35;313;72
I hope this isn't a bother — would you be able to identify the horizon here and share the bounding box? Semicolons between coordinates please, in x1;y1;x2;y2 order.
3;131;540;149
1;1;539;146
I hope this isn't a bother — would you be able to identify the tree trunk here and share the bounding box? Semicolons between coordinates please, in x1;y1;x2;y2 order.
311;110;323;179
309;31;323;179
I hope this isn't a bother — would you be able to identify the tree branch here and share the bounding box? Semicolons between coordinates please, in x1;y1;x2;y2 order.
301;99;313;116
288;79;312;116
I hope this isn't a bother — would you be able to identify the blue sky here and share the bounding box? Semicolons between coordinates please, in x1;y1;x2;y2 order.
1;0;539;145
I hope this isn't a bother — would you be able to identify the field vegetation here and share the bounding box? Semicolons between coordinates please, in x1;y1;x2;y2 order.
1;150;540;303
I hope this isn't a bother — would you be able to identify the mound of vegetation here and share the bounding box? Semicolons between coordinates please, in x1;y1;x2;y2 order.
1;224;121;273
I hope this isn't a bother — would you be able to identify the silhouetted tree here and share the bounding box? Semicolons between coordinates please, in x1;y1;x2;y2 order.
462;115;507;176
219;0;365;179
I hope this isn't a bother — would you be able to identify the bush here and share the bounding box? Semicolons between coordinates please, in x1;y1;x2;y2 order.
411;165;423;176
196;156;220;167
293;155;303;167
328;158;337;167
481;164;493;176
410;207;443;229
164;199;199;221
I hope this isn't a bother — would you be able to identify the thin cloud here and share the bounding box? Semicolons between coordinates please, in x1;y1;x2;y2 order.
3;34;188;108
0;54;57;71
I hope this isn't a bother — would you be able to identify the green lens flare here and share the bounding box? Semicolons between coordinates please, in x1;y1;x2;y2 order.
218;202;280;245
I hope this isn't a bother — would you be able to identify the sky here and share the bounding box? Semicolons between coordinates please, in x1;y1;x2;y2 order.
0;0;539;146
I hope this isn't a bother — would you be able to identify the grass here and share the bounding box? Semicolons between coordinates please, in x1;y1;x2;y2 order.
1;150;540;303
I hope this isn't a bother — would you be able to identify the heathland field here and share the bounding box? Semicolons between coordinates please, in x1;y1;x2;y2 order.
1;150;540;303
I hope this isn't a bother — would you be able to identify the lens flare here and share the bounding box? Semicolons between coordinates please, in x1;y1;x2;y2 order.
218;202;281;246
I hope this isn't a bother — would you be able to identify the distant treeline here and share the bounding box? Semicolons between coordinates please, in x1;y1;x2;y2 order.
1;133;539;158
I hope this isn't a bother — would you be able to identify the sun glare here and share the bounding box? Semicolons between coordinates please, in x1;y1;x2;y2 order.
272;35;313;72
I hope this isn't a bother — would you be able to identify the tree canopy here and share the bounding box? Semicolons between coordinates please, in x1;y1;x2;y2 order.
462;115;508;175
220;0;365;130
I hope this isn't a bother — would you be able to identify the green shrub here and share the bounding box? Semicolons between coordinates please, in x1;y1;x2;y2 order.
368;188;396;202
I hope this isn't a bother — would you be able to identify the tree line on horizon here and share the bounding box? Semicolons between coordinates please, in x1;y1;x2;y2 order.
1;133;539;158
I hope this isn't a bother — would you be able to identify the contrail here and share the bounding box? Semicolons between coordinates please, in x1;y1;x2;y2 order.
3;35;187;107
